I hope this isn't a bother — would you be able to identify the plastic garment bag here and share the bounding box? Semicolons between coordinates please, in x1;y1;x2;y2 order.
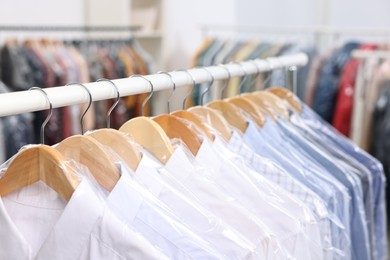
0;145;169;260
242;120;351;260
129;149;266;259
298;104;387;260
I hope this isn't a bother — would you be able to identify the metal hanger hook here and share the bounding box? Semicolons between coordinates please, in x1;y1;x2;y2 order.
200;67;214;106
97;78;120;128
248;60;260;92
232;61;249;94
66;82;92;134
217;64;231;99
262;58;275;89
29;87;52;145
175;69;196;110
130;75;154;116
157;71;176;113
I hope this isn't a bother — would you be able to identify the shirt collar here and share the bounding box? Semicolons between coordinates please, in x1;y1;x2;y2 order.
38;178;104;258
229;130;244;149
195;139;221;173
242;120;264;150
164;145;194;183
0;178;104;259
261;119;284;145
106;163;143;224
133;151;164;197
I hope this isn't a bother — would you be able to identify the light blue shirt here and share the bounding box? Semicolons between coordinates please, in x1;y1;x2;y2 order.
300;104;387;260
275;118;371;260
289;112;376;258
243;120;351;259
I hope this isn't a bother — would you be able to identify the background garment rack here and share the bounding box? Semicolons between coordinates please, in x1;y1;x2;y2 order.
0;53;308;117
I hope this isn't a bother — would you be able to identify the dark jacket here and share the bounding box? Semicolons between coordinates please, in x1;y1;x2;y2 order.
312;42;360;122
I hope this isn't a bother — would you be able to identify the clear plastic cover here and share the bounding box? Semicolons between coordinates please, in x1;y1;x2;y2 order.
241;119;352;259
209;135;324;258
130;145;291;259
274;116;371;260
289;113;376;253
298;104;388;260
0;144;169;260
86;130;275;259
227;129;335;259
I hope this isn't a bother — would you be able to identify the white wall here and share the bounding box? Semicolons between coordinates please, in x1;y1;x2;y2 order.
153;0;237;113
163;0;237;70
237;0;324;28
328;0;390;28
0;0;84;26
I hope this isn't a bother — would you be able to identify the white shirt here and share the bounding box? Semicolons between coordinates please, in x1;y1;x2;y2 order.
227;129;334;259
185;139;318;260
161;146;292;260
131;151;261;259
0;178;169;260
209;136;324;260
106;163;224;259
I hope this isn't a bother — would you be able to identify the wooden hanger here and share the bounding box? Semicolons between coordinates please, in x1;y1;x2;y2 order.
87;78;142;171
241;93;279;121
171;110;214;141
55;83;120;192
207;100;248;133
0;145;80;201
253;91;290;120
153;114;203;156
55;135;120;192
87;129;142;172
119;117;174;164
266;87;302;113
188;106;232;141
227;96;265;128
0;87;80;201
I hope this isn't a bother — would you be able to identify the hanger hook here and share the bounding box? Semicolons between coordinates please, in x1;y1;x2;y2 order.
176;69;196;110
217;64;231;99
248;60;260;92
157;71;176;113
261;58;275;89
200;67;214;105
96;78;120;128
232;61;249;94
130;75;154;116
29;87;52;145
66;82;92;134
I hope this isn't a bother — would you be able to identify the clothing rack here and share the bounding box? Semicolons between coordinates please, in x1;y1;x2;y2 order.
201;25;390;36
0;25;141;32
352;49;390;59
0;53;308;117
350;49;390;145
201;25;390;51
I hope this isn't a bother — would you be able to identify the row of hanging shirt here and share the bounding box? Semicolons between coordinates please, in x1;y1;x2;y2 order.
304;41;389;142
0;38;153;162
341;49;390;230
191;37;317;106
0;53;386;260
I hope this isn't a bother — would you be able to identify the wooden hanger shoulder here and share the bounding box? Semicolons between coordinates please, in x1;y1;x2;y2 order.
87;128;142;172
227;96;265;128
55;135;120;192
207;100;248;133
0;145;80;201
266;87;302;113
188;106;232;141
153;114;202;156
171;110;214;141
254;91;290;120
119;116;174;164
241;93;279;121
